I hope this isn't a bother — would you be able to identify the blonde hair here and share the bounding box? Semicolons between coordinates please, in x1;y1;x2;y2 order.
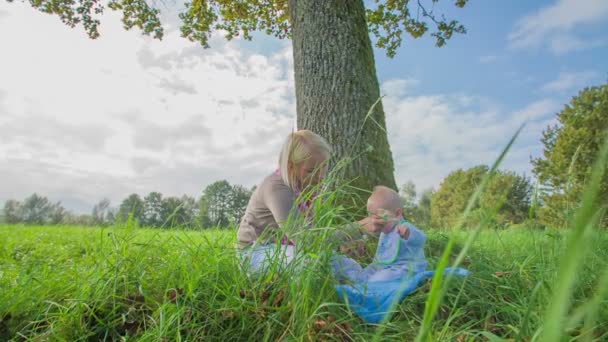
278;130;331;190
369;185;402;211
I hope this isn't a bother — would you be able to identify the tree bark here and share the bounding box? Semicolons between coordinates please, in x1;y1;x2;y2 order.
289;0;397;207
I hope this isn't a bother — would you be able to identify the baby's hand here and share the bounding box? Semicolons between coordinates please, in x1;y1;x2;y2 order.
397;224;410;239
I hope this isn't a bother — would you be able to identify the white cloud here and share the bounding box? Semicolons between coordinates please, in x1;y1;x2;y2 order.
511;99;559;122
547;33;605;54
381;79;420;98
158;76;198;95
0;114;114;153
0;2;295;213
478;55;500;64
383;81;560;191
542;71;600;93
0;1;574;214
509;0;608;54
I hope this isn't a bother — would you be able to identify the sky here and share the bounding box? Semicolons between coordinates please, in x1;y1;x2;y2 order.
0;0;607;213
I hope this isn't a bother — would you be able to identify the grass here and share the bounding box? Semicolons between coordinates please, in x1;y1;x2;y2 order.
2;129;607;341
1;224;607;341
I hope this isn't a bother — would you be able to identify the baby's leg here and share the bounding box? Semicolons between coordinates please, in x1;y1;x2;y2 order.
366;266;408;282
330;254;365;282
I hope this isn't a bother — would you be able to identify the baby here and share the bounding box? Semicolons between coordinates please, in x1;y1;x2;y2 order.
332;186;428;283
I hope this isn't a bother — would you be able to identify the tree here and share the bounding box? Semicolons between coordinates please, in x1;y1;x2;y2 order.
142;192;164;227
229;184;253;224
199;180;233;227
532;82;608;228
92;198;113;226
431;166;485;228
2;196;68;225
47;201;68;224
16;0;469;207
117;194;144;224
431;166;532;228
400;181;417;215
160;196;190;228
197;194;213;228
399;181;433;228
195;180;252;228
64;213;95;226
20;193;52;225
2;200;22;224
481;171;532;225
414;188;434;228
180;195;199;228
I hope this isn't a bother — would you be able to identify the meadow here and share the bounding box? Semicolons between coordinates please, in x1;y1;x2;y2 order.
1;223;607;341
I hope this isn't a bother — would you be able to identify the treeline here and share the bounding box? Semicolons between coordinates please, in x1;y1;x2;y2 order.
399;167;535;229
1;180;254;229
402;82;608;229
2;83;607;230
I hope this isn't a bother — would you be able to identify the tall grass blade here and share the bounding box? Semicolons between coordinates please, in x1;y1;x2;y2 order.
540;133;608;342
415;124;525;342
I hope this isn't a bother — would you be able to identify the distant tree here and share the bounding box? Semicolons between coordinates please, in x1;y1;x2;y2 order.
142;192;163;227
532;82;608;228
197;194;212;229
117;194;144;224
196;181;253;228
47;201;68;224
413;188;434;228
161;197;191;228
230;184;253;225
92;198;113;226
431;166;486;228
65;213;95;226
400;181;417;216
180;195;198;227
431;166;532;228
483;172;532;225
2;200;22;224
399;181;433;228
199;180;233;227
20;193;52;225
106;208;116;223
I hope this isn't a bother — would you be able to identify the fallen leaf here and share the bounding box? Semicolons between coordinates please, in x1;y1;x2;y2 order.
166;288;184;303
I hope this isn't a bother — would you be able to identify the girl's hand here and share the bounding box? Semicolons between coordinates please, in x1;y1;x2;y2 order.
339;239;367;259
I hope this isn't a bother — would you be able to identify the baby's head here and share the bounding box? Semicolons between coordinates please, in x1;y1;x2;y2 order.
366;186;403;234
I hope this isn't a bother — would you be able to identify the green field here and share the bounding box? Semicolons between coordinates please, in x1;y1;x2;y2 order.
1;224;607;341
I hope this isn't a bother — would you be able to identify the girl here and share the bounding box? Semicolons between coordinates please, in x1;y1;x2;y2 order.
237;129;331;273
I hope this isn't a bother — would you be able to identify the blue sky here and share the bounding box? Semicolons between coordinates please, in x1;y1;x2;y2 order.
0;0;606;213
372;0;608;106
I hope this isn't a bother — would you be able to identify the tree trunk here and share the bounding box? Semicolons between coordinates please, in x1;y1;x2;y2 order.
289;0;397;208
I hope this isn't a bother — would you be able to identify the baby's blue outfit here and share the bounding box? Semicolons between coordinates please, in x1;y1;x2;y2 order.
331;219;470;323
331;218;428;283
